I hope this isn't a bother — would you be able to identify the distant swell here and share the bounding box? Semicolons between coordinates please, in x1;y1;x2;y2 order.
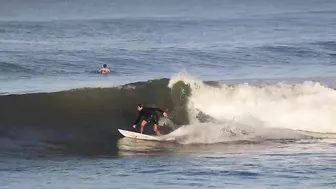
0;61;34;74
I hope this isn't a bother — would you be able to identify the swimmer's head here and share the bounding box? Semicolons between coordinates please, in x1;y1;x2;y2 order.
103;64;107;68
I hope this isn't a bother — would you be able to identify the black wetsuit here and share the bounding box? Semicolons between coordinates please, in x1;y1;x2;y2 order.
134;107;164;125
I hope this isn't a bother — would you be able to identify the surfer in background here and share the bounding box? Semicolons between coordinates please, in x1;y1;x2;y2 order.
99;64;111;74
133;104;168;136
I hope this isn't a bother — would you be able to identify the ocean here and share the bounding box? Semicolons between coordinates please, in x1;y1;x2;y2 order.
1;0;336;188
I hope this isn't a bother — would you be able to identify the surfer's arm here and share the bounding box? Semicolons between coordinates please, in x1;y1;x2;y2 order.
154;108;168;117
134;113;142;125
152;108;164;113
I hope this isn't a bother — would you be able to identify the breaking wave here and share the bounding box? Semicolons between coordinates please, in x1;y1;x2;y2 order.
165;73;336;144
1;73;336;156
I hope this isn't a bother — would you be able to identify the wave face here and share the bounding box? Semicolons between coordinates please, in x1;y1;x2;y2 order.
1;74;336;156
165;73;336;144
0;78;189;156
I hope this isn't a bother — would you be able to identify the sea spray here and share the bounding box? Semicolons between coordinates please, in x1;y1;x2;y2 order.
167;73;336;144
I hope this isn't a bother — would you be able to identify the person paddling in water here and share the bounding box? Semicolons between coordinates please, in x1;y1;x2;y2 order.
133;104;168;136
99;64;111;74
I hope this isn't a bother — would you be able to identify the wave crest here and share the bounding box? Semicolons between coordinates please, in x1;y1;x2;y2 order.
166;73;336;145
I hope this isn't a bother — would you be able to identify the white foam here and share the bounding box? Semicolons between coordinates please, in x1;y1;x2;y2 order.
168;73;336;138
165;120;306;144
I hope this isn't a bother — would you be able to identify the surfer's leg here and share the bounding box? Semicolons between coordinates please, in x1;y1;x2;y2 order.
140;120;147;134
153;124;161;136
152;114;161;136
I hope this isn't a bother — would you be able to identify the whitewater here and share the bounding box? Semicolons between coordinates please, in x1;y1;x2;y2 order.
164;73;336;144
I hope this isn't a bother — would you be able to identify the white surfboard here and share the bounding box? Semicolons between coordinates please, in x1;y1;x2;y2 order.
118;129;162;141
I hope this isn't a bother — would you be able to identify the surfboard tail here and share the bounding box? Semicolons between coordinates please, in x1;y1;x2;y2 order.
118;129;161;141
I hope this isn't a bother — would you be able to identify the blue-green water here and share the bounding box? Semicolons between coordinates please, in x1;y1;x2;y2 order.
1;0;336;188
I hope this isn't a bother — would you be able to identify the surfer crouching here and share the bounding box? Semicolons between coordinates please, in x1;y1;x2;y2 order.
133;104;168;136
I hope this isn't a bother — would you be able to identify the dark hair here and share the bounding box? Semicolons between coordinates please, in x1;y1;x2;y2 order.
137;104;143;108
103;64;107;68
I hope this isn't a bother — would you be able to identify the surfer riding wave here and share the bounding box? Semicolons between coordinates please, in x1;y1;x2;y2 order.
133;104;168;136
